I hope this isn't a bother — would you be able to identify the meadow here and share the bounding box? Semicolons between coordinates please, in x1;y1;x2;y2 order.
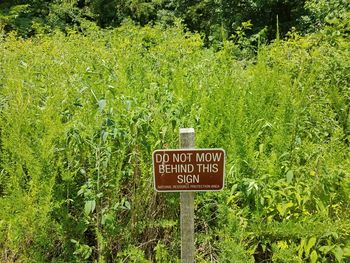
0;20;349;262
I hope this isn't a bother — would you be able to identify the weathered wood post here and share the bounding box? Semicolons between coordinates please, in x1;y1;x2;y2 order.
179;128;195;263
153;129;225;262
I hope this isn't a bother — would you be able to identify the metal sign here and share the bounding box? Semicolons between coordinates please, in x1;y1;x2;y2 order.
152;148;225;192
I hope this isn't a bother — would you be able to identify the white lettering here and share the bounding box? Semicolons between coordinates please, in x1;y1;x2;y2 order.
197;163;219;173
177;174;200;184
173;153;193;163
159;164;195;174
195;152;222;162
212;152;222;162
196;153;205;162
155;153;169;163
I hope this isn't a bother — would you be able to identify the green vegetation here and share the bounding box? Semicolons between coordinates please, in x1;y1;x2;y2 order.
1;0;349;41
0;1;349;263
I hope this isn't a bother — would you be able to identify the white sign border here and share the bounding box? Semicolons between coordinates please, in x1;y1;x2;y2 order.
152;148;226;192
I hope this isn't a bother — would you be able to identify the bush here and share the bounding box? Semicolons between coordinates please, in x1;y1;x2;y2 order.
0;20;349;262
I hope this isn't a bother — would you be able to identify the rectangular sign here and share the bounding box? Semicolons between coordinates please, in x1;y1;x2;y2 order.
152;149;225;192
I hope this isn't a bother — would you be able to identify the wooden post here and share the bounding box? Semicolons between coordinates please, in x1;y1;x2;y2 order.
179;128;195;263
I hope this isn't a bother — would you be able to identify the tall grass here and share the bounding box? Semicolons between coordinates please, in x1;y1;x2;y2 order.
0;22;349;262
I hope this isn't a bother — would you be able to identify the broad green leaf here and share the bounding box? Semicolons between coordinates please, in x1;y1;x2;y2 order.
333;246;344;262
227;195;235;204
305;237;317;257
259;143;264;154
316;199;328;217
319;245;334;254
101;213;114;225
299;239;306;258
286;170;294;183
84;200;96;215
277;202;293;216
310;250;318;263
122;199;131;210
102;131;108;142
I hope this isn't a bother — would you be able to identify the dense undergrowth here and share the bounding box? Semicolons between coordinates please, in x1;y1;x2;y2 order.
0;18;349;262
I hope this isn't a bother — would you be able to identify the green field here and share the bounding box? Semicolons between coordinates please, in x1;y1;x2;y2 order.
1;4;350;263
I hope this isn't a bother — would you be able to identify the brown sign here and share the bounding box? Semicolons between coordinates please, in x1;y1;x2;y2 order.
152;149;225;192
